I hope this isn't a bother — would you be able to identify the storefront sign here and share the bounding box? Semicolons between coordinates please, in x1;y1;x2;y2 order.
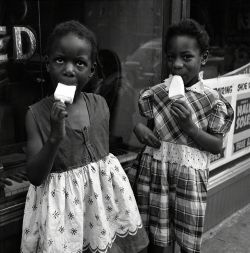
223;62;250;76
204;74;250;170
0;26;36;62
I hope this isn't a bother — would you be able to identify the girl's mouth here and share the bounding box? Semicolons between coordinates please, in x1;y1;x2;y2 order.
58;81;77;86
173;74;186;83
172;72;184;77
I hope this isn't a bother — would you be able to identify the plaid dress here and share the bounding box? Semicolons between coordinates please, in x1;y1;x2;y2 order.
127;76;234;253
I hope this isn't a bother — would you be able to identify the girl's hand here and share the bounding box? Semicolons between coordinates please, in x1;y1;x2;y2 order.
170;100;195;134
134;123;161;148
50;101;68;142
170;100;224;154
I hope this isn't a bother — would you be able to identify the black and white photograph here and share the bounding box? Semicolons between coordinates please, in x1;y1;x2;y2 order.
0;1;250;252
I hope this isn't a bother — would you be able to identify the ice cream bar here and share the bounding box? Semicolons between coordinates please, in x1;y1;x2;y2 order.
54;83;76;104
168;75;185;100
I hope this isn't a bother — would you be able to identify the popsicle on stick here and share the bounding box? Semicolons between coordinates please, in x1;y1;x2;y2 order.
54;83;76;104
168;75;185;100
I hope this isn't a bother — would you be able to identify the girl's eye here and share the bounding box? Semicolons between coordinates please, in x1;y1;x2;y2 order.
76;60;86;67
167;55;174;61
182;55;192;61
55;58;64;64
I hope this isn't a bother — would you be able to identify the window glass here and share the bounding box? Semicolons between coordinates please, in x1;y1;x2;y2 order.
191;0;250;78
0;0;163;154
84;1;163;149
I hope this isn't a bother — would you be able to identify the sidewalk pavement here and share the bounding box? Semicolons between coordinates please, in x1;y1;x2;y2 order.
171;203;250;253
141;204;250;253
200;203;250;253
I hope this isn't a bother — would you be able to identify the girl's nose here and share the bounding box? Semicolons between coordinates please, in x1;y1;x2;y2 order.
173;58;183;69
64;62;75;76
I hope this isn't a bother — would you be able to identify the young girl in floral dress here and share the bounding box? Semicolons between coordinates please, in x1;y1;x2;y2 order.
21;20;148;253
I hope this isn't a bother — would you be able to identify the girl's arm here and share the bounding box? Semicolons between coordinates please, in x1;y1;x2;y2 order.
135;86;161;148
134;121;161;148
26;102;67;186
171;100;223;154
183;124;223;154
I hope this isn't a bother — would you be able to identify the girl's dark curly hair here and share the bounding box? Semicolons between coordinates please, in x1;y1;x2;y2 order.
46;20;98;63
165;19;210;54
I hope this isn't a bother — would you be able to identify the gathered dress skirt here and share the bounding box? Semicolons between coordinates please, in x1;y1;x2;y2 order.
21;153;148;253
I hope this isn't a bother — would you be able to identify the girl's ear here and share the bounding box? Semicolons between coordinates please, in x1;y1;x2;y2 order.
201;50;209;65
44;55;50;72
46;64;50;73
89;62;96;78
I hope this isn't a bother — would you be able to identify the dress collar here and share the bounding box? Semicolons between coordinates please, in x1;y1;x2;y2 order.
164;72;205;95
185;81;205;94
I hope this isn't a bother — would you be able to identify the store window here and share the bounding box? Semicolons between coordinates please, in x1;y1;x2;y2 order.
190;0;250;78
0;0;163;157
0;2;166;251
83;1;163;149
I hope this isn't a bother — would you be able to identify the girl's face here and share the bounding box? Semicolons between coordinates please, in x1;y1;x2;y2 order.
166;35;207;87
47;33;95;94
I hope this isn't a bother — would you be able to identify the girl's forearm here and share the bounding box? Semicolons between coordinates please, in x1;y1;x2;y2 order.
187;125;223;154
27;137;62;186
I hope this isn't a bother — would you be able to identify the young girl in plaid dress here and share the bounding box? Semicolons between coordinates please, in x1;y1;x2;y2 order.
128;19;234;253
20;20;148;253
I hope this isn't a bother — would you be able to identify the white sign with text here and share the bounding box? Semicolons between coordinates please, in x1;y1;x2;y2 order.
204;74;250;170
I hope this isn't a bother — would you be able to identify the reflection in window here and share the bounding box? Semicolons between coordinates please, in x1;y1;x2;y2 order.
83;0;163;148
0;0;41;146
191;0;250;78
0;0;163;154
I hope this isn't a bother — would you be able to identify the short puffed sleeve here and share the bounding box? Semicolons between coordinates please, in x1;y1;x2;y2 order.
138;88;154;119
207;94;234;135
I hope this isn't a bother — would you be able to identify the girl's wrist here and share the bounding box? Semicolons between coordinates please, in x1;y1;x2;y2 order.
48;135;63;145
188;125;200;139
